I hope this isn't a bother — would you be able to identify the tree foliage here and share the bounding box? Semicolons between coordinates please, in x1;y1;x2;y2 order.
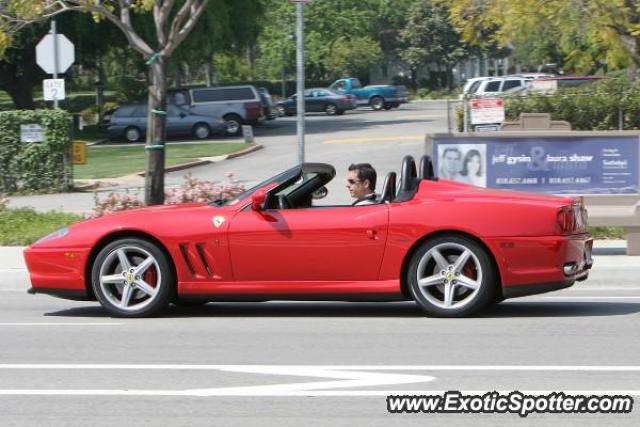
446;0;634;73
399;0;467;88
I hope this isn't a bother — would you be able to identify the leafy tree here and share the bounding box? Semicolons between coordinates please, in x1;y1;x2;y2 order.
446;0;633;75
256;0;384;81
1;0;211;205
399;0;467;89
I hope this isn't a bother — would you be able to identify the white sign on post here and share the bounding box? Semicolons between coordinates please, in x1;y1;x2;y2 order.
36;33;75;75
43;79;65;101
470;98;505;125
20;124;44;143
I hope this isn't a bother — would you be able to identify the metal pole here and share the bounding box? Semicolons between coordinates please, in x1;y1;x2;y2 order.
295;1;305;164
463;97;469;133
446;98;451;133
51;19;59;109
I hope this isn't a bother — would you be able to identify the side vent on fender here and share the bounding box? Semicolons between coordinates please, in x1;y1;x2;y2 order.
195;243;213;277
179;243;196;276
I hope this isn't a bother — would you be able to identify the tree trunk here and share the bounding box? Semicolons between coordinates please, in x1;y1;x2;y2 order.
410;68;417;92
206;52;214;87
4;82;36;109
145;58;168;205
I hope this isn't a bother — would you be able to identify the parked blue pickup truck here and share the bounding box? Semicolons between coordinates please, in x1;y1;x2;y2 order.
328;78;408;110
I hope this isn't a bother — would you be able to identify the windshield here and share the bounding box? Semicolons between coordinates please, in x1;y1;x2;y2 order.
213;166;301;207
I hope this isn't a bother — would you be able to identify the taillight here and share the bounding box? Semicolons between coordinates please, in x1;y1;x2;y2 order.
556;199;588;235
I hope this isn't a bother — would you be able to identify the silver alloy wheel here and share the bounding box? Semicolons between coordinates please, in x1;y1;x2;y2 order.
415;242;483;310
225;119;240;135
98;246;161;312
125;127;141;142
194;124;210;139
276;105;286;116
325;104;337;115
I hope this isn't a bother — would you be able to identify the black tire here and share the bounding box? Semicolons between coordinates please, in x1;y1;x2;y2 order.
192;122;211;140
370;96;385;111
325;103;338;115
123;126;142;142
91;238;174;318
406;234;496;317
223;114;243;136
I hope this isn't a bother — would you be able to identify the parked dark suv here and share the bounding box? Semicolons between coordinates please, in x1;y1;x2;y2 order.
170;85;266;136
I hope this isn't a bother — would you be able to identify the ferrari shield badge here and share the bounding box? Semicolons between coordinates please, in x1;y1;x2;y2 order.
212;216;225;228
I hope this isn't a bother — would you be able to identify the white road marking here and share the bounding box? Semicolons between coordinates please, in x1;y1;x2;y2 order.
0;323;122;326
0;365;638;397
540;296;640;300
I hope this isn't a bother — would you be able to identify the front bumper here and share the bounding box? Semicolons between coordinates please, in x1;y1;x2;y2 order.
23;246;92;299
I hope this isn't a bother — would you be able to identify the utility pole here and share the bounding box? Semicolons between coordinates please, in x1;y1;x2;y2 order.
292;0;312;165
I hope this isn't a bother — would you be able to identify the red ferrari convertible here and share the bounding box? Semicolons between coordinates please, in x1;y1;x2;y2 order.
24;155;593;318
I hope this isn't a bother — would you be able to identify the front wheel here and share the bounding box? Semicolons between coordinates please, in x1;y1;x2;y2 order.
124;126;142;142
192;123;211;140
407;235;496;317
91;238;174;317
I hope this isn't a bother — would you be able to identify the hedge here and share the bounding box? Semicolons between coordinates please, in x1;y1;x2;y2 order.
0;109;72;193
456;78;640;131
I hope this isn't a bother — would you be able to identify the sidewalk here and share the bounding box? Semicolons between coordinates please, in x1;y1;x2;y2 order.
0;240;633;288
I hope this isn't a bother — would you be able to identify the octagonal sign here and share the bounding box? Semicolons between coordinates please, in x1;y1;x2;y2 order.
36;33;75;75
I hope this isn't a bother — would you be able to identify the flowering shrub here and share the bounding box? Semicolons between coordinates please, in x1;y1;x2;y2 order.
92;189;145;218
164;173;245;204
91;173;245;218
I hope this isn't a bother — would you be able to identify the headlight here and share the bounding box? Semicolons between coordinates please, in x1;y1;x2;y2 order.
35;227;70;244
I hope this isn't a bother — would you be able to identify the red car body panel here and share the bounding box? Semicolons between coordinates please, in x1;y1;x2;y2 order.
24;173;592;302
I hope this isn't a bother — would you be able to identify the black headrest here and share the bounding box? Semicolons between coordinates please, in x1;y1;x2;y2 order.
400;155;417;192
395;155;419;202
419;155;436;180
380;172;396;203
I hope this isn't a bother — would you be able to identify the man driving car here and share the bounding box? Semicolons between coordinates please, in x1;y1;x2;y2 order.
347;163;377;206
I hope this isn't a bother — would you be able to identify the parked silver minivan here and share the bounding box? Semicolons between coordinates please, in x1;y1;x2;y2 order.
171;85;267;136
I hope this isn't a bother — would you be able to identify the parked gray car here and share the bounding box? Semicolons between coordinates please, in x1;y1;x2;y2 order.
107;103;226;142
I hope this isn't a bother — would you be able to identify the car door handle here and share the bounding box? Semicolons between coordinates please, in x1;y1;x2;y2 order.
366;229;377;240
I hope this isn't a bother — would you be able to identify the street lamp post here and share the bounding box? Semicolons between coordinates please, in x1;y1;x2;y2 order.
292;0;312;165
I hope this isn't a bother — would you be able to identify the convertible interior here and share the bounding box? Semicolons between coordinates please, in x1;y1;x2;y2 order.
263;155;436;210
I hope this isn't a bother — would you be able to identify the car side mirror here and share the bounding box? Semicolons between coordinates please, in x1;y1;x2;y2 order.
251;190;266;211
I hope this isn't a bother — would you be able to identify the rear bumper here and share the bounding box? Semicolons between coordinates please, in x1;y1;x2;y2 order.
485;234;593;298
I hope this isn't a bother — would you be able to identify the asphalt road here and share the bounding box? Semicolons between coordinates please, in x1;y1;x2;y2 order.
0;250;639;426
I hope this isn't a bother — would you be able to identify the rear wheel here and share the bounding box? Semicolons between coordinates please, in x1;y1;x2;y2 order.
223;114;243;136
407;235;496;317
325;103;338;115
370;96;385;111
91;238;174;317
124;126;142;142
276;105;286;116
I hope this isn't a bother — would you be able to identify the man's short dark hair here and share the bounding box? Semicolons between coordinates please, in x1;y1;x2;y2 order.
348;163;376;191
